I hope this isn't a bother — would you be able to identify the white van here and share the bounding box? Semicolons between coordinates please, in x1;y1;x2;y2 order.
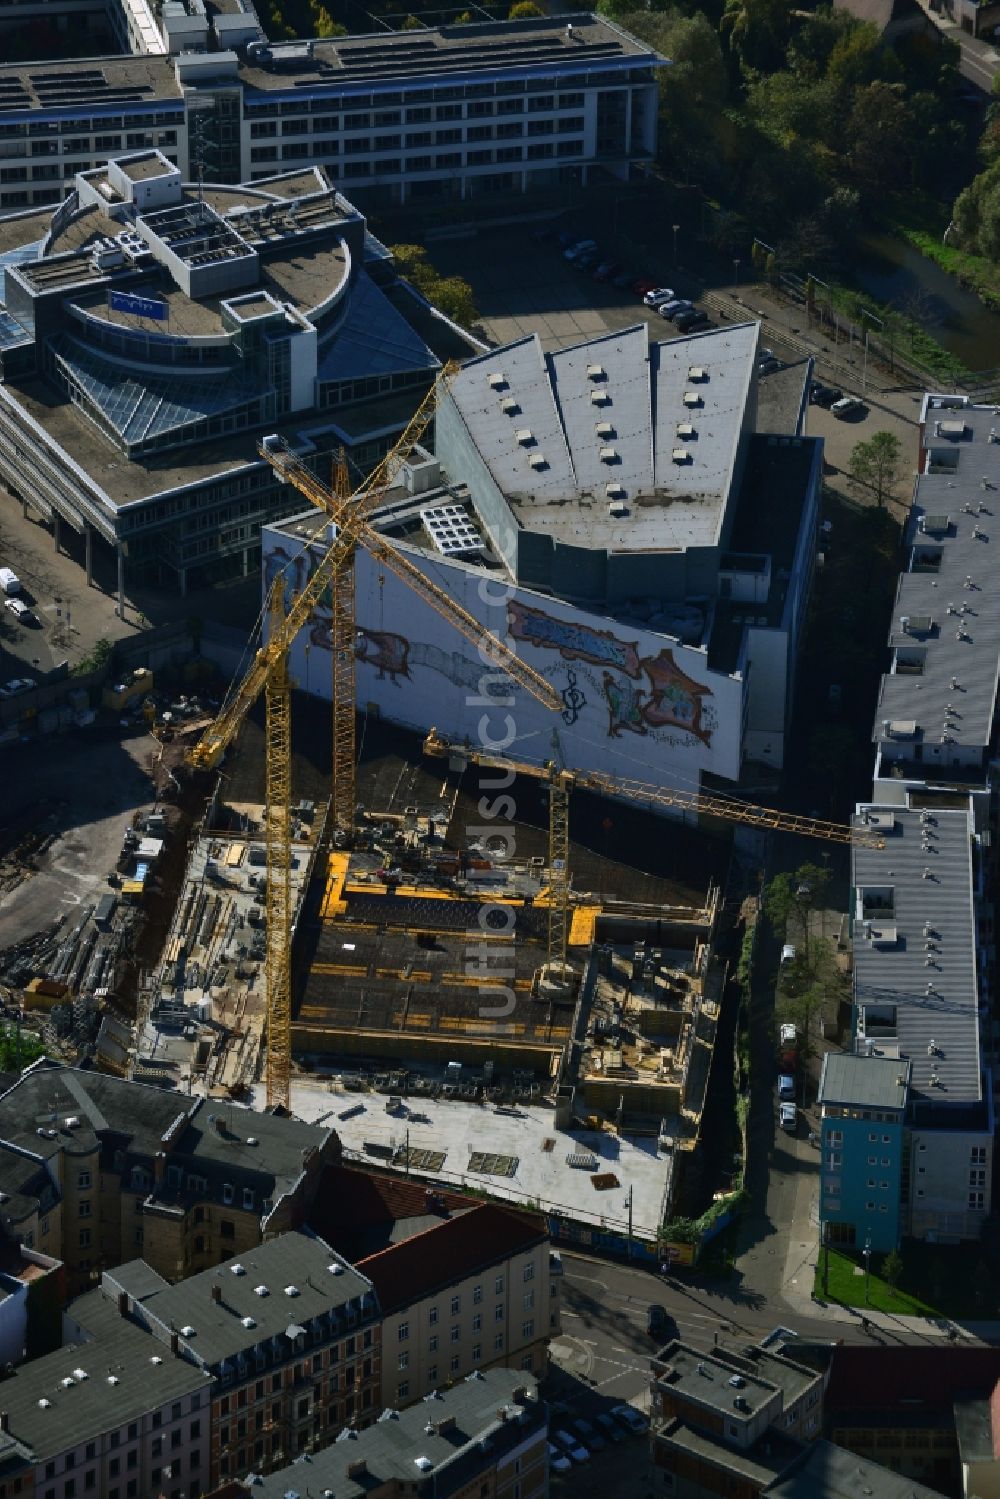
0;567;20;596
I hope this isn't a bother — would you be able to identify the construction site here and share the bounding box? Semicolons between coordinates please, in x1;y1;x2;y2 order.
131;695;729;1242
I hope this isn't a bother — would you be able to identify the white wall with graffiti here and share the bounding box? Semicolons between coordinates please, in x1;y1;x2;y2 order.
261;521;746;797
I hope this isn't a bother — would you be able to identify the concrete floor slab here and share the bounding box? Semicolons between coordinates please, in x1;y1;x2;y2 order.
274;1077;674;1241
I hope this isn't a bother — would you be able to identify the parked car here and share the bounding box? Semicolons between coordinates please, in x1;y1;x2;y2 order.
564;238;598;261
547;1442;572;1474
0;566;20;596
778;1021;799;1069
592;259;621;281
779;1101;798;1133
831;395;865;419
553;1431;590;1463
780;943;796;965
643;286;675;307
572;1418;604;1452
777;1073;796;1101
674;308;709;331
758;356;782;375
658;299;693;320
647;1303;672;1340
610;1404;650;1436
779;1022;798;1048
4;597;34;623
810;381;842;408
0;677;37;698
596;1412;626;1443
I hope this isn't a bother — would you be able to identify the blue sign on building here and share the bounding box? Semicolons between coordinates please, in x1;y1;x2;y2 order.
108;290;168;321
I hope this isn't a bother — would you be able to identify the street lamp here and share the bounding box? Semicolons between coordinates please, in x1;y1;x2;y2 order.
860;307;884;394
863;1230;872;1305
672;222;680;268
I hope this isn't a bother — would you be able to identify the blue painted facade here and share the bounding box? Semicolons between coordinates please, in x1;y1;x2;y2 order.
819;1112;904;1254
818;1052;911;1255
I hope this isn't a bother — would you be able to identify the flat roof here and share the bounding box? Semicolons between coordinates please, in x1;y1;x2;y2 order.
0;56;183;115
654;1342;779;1419
818;1052;910;1111
754;359;811;436
851;805;981;1103
767;1437;944;1499
239;13;661;93
876;400;1000;758
250;1370;541;1499
658;1421;803;1486
118;153;175;184
107;1232;374;1368
0;1289;206;1460
448;322;757;556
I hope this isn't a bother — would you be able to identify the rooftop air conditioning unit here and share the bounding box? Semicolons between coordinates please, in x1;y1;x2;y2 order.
606;482;626;499
672;448;692;464
676;422;695;439
683;390;702;407
590;389;610;406
586;363;605;380
595;421;614;438
599;446;618;463
487;372;507;390
528;453;548;470
688;366;707;381
514;428;533;446
500;397;519;415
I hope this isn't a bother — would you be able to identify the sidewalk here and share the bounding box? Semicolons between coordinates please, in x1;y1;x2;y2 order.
778;1121;1000;1343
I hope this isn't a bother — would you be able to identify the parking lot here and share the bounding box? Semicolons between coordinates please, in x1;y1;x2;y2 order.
431;225;720;354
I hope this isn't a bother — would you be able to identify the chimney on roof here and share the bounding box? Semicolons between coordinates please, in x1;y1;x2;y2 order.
497;1408;509;1423
1;1410;9;1433
512;1386;528;1404
154;1151;166;1185
211;1284;222;1304
117;1292;129;1319
169;1330;179;1356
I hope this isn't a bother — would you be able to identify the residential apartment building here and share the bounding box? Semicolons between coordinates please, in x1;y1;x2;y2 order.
0;1060;338;1292
834;803;994;1247
311;1167;557;1409
818;1053;910;1254
102;1234;381;1486
648;1339;825;1498
813;394;1000;1255
0;1232;379;1498
0;16;663;214
823;1344;1000;1496
211;1369;546;1499
0;1283;209;1499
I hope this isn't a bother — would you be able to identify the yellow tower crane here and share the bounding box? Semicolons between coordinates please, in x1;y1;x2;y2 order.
422;727;885;969
187;391;562;1110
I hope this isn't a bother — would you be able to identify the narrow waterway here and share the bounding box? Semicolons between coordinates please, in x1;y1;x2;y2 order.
854;229;1000;372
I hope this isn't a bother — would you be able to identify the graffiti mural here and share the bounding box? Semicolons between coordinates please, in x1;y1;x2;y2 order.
509;600;714;747
508;600;643;679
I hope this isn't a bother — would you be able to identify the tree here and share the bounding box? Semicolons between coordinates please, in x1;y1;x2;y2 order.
882;1247;903;1291
849;431;903;511
389;243;479;329
720;0;792;73
310;2;346;35
763;862;832;951
508;0;543;14
401;12;423;26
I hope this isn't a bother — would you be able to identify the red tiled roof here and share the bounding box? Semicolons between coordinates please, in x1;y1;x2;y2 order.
309;1165;473;1256
357;1201;547;1314
826;1346;1000;1418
